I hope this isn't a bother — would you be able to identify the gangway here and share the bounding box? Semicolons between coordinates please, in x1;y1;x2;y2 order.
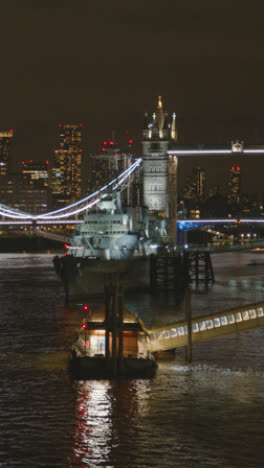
146;301;264;353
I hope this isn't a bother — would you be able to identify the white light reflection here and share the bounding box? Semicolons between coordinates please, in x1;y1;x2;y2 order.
71;377;152;466
72;381;112;466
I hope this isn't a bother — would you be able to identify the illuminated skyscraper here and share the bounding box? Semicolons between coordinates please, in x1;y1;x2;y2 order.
86;139;133;196
228;165;241;205
0;130;14;177
21;160;49;188
52;124;83;205
193;167;206;199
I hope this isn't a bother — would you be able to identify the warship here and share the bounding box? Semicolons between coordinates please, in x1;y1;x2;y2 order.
53;190;168;299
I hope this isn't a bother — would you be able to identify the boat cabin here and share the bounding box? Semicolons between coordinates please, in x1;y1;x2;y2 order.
73;307;149;359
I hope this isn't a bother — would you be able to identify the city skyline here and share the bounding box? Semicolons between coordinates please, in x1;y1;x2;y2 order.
1;2;264;193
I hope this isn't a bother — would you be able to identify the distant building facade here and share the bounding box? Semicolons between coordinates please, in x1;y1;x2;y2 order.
86;140;135;208
51;124;83;206
0;130;13;177
3;161;49;214
21;160;48;189
228;165;241;205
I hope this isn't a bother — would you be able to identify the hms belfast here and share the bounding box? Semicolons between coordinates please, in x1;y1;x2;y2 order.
53;98;184;300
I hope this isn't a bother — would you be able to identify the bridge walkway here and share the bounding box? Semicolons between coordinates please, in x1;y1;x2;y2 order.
146;301;264;353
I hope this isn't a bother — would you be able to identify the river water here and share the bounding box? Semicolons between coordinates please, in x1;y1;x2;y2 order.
1;252;264;467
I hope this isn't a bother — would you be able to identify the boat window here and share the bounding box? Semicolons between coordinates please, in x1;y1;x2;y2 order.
248;309;256;319
220;316;228;326
213;318;221;327
177;326;185;336
257;307;264;317
192;323;199;333
149;333;156;341
205;319;214;329
242;311;249;321
235;312;242;322
227;314;235;324
170;328;177;337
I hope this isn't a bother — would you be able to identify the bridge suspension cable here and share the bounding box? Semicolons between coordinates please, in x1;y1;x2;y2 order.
0;158;142;222
36;158;142;220
0;204;33;219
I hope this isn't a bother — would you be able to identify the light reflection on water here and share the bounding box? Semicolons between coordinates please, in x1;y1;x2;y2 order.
0;252;264;467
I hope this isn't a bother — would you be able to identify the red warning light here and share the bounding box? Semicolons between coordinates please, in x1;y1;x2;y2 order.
103;141;107;145
129;139;133;144
110;141;114;145
64;243;68;248
237;166;240;171
10;129;14;133
79;123;83;127
82;324;87;329
46;160;49;165
22;161;25;165
83;305;89;311
101;147;106;152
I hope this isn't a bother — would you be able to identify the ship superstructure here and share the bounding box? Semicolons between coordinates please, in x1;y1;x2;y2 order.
66;190;167;259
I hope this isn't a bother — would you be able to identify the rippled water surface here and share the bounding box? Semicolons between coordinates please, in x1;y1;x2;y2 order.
1;252;264;467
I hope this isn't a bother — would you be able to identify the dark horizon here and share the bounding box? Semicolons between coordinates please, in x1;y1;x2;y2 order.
1;1;264;194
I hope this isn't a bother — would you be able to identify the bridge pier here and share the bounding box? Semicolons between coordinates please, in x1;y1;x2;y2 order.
184;251;215;286
184;287;192;363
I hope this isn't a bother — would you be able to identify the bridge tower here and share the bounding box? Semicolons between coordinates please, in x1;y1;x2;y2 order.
142;97;178;240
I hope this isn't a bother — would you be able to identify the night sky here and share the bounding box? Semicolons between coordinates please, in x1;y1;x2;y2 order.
1;1;264;194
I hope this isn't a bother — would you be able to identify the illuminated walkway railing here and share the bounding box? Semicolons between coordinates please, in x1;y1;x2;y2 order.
147;301;264;353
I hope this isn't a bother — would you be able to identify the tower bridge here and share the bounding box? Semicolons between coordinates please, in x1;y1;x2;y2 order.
1;98;264;232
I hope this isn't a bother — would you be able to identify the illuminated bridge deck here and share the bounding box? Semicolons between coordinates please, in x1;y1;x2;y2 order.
146;301;264;353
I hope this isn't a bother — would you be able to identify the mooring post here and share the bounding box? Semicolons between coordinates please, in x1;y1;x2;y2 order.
63;256;71;305
185;287;192;363
111;272;119;377
195;252;199;285
118;285;124;373
104;274;111;364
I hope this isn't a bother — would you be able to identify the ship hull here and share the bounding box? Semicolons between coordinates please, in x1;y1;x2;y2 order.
69;353;157;379
53;255;151;300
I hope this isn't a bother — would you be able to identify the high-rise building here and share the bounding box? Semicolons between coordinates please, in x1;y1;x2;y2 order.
86;140;133;196
19;160;49;213
21;160;49;188
0;130;14;177
228;165;241;205
51;124;83;205
193;167;206;199
142;97;178;216
3;161;50;214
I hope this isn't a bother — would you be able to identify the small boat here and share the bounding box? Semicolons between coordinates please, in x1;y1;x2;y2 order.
69;306;157;379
